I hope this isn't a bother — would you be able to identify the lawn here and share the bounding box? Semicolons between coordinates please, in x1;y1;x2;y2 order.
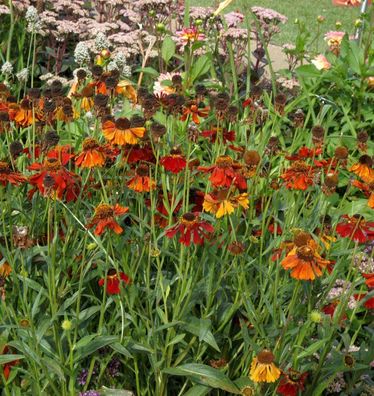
191;0;361;44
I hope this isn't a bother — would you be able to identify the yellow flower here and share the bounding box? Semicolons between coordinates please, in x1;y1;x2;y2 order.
249;350;281;383
203;190;249;218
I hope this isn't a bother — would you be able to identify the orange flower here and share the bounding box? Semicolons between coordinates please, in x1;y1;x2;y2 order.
250;350;281;383
180;100;209;124
87;203;129;236
281;161;315;190
281;243;331;280
75;138;107;168
102;117;145;146
127;164;156;192
8;98;42;127
115;80;137;103
203;189;249;218
198;156;246;190
0;161;27;186
352;179;374;208
349;155;374;183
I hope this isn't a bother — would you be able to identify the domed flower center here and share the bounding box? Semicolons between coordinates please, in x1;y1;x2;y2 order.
216;156;233;168
292;161;309;172
94;204;114;219
0;161;10;173
136;164;149;176
44;158;61;171
294;231;312;247
83;138;99;151
181;212;197;225
257;350;274;364
115;117;131;130
107;268;117;278
296;246;314;261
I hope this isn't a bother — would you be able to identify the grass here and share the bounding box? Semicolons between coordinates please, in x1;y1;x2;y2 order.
191;0;361;45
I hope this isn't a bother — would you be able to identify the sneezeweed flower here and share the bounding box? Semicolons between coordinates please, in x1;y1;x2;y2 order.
352;180;374;208
75;138;107;168
8;98;41;127
228;241;246;255
198;156;246;190
311;54;331;70
281;160;316;190
277;369;308;396
349;155;374;183
160;148;187;174
175;27;205;48
28;158;81;202
87;204;129;236
127;163;156;192
0;161;27;186
98;269;130;295
357;131;368;152
336;215;374;243
203;189;249;218
181;100;209;124
249;350;281;383
165;212;214;246
102;117;145;145
281;232;332;280
243;150;261;177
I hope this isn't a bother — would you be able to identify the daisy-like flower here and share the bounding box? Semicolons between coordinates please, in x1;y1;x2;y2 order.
249;350;281;383
8;98;42;127
352;180;374;208
28;158;81;202
336;215;374;243
281;160;316;190
281;234;332;280
98;269;130;295
102;117;145;146
160;148;187;174
311;54;331;70
180;100;209;124
349;155;374;183
277;369;308;396
87;203;129;236
286;146;322;161
75;138;107;168
198;156;246;190
0;161;27;186
127;163;156;192
165;212;214;246
153;72;181;97
175;27;205;48
203;189;249;218
324;31;346;55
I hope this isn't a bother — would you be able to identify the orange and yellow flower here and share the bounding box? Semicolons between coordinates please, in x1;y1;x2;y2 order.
87;203;129;236
349;155;374;184
102;117;145;146
249;350;281;383
203;189;249;218
127;164;156;192
75;138;107;168
281;160;315;190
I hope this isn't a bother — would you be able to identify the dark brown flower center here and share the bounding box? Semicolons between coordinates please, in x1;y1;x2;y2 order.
83;138;99;151
94;204;114;219
181;212;197;225
244;150;260;166
296;246;314;261
0;161;10;173
115;117;131;130
359;155;372;167
257;350;274;364
294;231;312;247
136;164;149;176
292;161;309;172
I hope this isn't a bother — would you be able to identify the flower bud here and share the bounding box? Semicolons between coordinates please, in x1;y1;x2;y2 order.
61;319;73;331
310;310;322;323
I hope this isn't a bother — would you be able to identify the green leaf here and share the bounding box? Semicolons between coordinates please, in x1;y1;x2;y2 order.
297;339;326;359
183;384;211;396
163;364;240;394
183;317;220;352
0;355;24;365
296;64;321;79
167;333;186;347
190;55;211;83
161;36;176;63
76;335;118;361
100;387;134;396
134;67;159;77
110;342;133;359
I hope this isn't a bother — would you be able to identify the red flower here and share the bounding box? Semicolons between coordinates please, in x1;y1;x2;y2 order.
363;273;374;288
127;163;156;192
98;269;130;295
201;128;235;143
28;157;81;202
123;144;155;164
354;293;374;309
336;215;374;243
180;101;209;124
0;161;27;186
286;146;322;161
47;145;75;166
277;369;308;396
268;222;283;235
160;149;187;174
322;302;347;322
1;345;19;380
87;203;129;236
198;156;246;190
281;161;315;190
165;212;214;246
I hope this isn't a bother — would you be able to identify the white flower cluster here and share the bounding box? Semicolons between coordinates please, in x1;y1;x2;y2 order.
107;52;131;77
95;32;110;52
74;42;91;66
1;61;13;76
16;68;29;83
25;6;42;33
